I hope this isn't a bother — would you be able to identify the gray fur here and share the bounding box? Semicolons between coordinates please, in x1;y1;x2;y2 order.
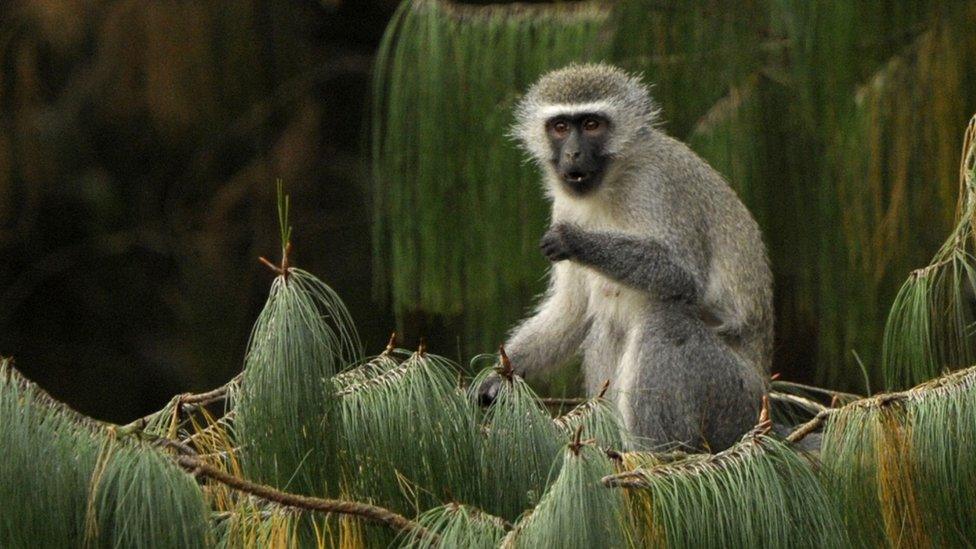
500;63;773;452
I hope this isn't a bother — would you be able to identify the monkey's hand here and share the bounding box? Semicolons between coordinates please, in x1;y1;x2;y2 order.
540;223;582;262
474;372;505;407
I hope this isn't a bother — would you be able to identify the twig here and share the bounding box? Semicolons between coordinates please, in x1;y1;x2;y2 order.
785;409;834;444
541;397;587;407
771;380;863;403
497;345;514;381
116;373;242;436
174;455;436;541
603;421;772;489
769;391;827;415
258;241;293;280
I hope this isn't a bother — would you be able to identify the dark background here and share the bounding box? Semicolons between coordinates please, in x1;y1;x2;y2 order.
0;0;403;421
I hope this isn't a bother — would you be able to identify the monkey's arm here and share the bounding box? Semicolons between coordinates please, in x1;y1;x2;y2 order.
543;224;701;303
504;263;589;379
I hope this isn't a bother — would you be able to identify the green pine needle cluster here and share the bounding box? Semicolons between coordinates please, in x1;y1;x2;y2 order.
606;426;849;548
509;444;634;549
553;388;631;450
232;267;362;496
0;359;210;549
469;368;564;520
396;503;508;549
338;349;483;515
882;116;976;390
822;364;976;547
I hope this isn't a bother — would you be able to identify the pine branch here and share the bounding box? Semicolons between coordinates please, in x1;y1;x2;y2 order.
115;373;242;436
173;455;437;541
771;380;863;403
1;359;106;431
786;364;976;444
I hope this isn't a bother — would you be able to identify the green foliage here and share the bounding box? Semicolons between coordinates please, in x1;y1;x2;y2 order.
553;390;631;450
0;359;100;547
608;428;850;548
821;365;976;547
882;117;976;389
232;267;362;495
469;368;564;520
396;503;508;549
509;444;633;549
371;0;611;353
91;443;210;549
212;502;304;549
0;359;210;549
338;350;483;514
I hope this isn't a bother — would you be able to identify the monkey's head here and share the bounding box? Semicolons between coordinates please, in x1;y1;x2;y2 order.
513;63;659;197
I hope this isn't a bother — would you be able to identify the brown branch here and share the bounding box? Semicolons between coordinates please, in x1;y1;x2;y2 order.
384;332;397;354
769;391;827;415
259;242;293;279
175;455;436;541
785;409;834;445
771;380;863;403
117;373;242;436
497;345;514;381
541;397;587;407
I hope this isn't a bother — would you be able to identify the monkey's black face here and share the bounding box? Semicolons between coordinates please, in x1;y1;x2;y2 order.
546;114;611;195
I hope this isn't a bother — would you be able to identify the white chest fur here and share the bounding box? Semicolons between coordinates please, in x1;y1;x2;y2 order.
582;269;647;331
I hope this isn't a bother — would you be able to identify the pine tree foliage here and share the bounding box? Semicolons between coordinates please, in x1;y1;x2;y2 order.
882;115;976;389
338;349;483;515
0;359;211;548
395;503;508;549
371;0;611;352
91;443;210;548
508;442;634;549
553;381;630;450
605;424;850;548
0;359;101;547
469;367;565;520
821;364;976;548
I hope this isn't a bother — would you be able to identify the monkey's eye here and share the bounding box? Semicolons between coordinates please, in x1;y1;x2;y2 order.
582;117;602;132
550;120;570;137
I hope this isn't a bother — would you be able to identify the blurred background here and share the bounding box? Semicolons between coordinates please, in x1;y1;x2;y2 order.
2;0;975;422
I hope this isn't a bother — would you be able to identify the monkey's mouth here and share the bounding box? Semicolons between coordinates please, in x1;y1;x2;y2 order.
563;171;593;184
560;169;604;194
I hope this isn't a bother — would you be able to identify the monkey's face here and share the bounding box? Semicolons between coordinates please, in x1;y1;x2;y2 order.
545;114;611;196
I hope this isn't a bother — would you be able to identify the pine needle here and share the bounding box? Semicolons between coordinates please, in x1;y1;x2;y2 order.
233;267;362;496
395;503;508;549
606;425;850;548
469;367;563;521
338;350;482;515
508;443;633;549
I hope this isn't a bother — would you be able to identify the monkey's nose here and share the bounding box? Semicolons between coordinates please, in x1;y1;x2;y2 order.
565;150;580;160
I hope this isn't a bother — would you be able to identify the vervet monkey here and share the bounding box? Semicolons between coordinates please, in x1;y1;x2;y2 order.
478;64;772;452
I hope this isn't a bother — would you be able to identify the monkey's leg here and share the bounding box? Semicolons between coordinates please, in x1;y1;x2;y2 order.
619;303;765;452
